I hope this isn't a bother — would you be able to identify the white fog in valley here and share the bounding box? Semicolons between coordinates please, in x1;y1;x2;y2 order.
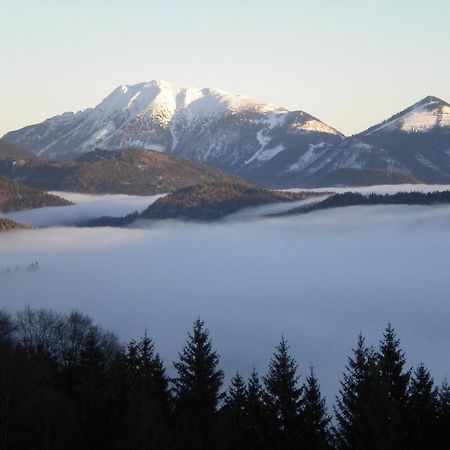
2;192;163;227
1;186;450;401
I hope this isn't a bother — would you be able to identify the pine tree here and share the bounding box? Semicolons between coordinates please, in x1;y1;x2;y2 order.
301;367;331;449
377;324;410;449
245;368;269;450
77;329;109;450
219;372;248;450
106;350;130;450
264;337;302;449
436;378;450;448
127;334;172;450
225;372;247;414
406;363;438;450
334;334;381;450
172;318;224;450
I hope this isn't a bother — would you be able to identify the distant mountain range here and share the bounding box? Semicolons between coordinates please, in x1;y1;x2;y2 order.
3;81;450;187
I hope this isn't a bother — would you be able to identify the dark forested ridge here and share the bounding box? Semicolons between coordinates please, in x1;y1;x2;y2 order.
277;190;450;217
0;175;71;212
84;183;322;227
0;148;249;195
140;183;320;221
0;307;449;450
305;167;422;188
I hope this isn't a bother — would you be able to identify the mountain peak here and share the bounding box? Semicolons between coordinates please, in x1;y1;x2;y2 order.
362;95;450;136
3;79;341;169
414;95;449;108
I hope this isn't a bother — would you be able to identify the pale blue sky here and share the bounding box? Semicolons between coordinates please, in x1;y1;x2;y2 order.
1;0;449;137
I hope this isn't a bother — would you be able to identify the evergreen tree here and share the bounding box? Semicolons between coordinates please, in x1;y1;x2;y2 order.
127;334;172;450
264;337;302;449
436;378;450;448
377;323;410;449
245;368;270;450
225;372;247;414
77;328;109;450
219;372;248;450
172;318;224;450
334;334;381;450
107;350;131;450
301;367;331;449
406;363;438;450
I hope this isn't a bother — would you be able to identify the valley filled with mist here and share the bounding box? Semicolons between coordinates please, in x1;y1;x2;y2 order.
2;186;450;401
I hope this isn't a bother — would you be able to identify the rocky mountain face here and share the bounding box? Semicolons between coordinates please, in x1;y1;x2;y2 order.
3;80;343;183
295;96;450;186
3;82;450;187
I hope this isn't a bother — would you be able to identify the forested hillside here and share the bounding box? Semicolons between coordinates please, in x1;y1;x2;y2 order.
0;176;71;212
0;149;248;195
84;183;321;227
0;308;448;450
278;190;450;217
0;217;30;231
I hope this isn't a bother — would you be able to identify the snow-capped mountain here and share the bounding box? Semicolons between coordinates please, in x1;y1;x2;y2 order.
3;80;343;184
4;84;450;187
271;95;450;187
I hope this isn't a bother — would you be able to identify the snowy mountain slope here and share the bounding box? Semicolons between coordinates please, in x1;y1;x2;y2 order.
5;85;450;187
275;96;450;187
3;81;342;181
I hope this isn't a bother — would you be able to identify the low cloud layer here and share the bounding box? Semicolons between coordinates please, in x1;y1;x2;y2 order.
2;192;161;227
1;190;450;401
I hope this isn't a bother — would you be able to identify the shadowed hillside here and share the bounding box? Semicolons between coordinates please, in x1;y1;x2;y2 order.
0;176;71;212
275;190;450;217
141;183;318;221
85;183;322;226
0;217;30;231
0;148;249;195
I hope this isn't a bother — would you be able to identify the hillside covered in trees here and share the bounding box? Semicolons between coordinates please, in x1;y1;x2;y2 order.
0;217;30;232
0;175;71;212
0;148;248;195
140;183;320;221
277;190;450;217
0;307;449;450
84;183;322;226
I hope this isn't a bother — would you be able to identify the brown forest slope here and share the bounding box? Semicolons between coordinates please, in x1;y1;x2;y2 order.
0;176;71;212
0;218;30;232
140;183;321;221
0;148;249;195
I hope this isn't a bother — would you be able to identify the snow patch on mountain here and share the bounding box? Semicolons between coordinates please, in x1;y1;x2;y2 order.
366;96;450;135
286;143;328;172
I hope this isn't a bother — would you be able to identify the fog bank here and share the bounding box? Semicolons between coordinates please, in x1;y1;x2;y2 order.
1;192;162;227
2;199;450;401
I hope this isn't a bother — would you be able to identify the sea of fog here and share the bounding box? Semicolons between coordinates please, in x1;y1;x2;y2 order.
1;185;450;402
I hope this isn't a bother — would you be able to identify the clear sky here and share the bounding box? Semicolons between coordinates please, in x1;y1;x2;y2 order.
1;0;449;137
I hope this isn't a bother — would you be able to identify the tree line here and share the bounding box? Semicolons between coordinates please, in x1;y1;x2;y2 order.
0;307;449;450
287;190;450;216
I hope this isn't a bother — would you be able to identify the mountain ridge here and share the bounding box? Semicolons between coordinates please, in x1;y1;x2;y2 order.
3;82;450;187
0;148;249;195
